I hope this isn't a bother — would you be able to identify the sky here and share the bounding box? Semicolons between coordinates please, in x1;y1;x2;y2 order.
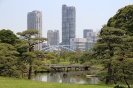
0;0;132;42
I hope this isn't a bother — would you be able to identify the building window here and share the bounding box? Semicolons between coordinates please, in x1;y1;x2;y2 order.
72;39;74;41
89;33;91;36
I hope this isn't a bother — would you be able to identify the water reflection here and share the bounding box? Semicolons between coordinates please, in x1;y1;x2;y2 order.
33;71;101;84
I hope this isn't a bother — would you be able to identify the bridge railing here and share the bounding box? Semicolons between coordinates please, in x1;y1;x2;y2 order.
45;64;85;67
41;45;76;52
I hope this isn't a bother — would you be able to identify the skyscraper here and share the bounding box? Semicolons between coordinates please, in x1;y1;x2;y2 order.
62;5;76;45
83;29;98;42
83;29;93;38
47;30;59;45
27;10;42;50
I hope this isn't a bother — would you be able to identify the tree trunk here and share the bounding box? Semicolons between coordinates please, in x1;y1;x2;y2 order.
124;77;130;88
22;71;23;78
105;76;110;84
105;63;112;84
112;76;117;84
28;63;32;79
122;69;130;88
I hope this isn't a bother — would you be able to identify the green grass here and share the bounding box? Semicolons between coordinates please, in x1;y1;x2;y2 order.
0;76;113;88
92;64;103;68
58;61;70;64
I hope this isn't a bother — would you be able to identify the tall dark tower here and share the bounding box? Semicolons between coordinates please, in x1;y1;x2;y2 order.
62;5;76;45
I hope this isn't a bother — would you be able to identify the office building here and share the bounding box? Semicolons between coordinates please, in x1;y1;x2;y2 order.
70;38;96;52
83;29;93;38
27;10;42;50
83;29;98;42
47;30;59;45
62;4;76;45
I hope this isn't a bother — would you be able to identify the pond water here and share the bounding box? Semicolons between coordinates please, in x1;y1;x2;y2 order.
32;71;101;84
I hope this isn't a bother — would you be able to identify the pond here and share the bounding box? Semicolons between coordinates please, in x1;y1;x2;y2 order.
32;71;102;84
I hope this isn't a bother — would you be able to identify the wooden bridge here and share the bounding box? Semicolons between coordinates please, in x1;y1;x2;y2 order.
45;64;90;72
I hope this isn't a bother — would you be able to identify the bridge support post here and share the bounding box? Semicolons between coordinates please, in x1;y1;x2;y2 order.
75;67;76;71
67;67;68;72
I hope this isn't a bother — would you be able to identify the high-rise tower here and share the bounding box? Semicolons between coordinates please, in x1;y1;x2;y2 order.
83;29;93;38
83;29;98;42
47;30;59;45
62;5;76;45
27;10;42;50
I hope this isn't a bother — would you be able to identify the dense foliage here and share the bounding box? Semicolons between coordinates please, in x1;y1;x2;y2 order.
0;29;49;79
92;5;133;88
107;5;133;35
0;43;19;77
0;29;19;45
17;30;47;79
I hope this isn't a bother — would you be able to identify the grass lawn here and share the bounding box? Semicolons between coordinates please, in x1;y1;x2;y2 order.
0;76;113;88
58;61;70;64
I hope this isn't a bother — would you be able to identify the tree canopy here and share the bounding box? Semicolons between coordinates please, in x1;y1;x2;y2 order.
17;30;47;79
92;25;133;88
92;26;126;84
107;5;133;35
0;43;19;77
0;29;19;45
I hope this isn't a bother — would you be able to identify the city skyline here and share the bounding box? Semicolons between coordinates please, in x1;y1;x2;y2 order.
0;0;132;42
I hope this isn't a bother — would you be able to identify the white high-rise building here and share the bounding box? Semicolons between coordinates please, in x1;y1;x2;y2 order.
27;10;42;50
